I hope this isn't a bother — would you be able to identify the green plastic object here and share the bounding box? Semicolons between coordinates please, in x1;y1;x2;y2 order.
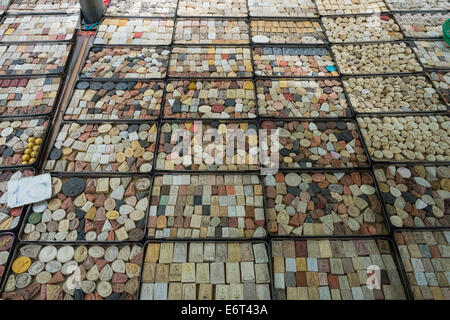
444;19;450;45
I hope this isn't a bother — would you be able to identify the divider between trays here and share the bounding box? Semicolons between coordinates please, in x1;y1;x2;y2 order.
17;172;154;244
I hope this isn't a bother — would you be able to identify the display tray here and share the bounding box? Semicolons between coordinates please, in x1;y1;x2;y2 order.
252;44;340;78
331;41;424;76
0;241;144;300
356;113;450;164
0;41;74;77
0;116;51;170
342;73;449;115
0;168;34;232
63;79;166;121
155;119;260;173
321;13;405;44
394;228;450;300
168;45;254;78
270;236;411;300
0;13;80;43
265;169;391;237
146;172;268;240
139;240;273;300
43;121;158;175
256;77;353;119
0;75;64;119
373;164;450;230
93;17;175;46
0;232;15;290
79;45;170;81
162;78;257;120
